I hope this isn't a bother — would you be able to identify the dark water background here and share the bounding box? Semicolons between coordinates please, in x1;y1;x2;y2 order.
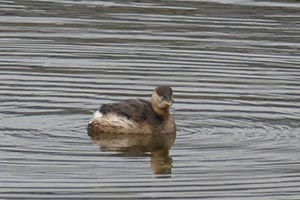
1;0;300;199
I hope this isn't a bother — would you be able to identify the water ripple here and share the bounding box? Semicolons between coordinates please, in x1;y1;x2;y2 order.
1;0;300;199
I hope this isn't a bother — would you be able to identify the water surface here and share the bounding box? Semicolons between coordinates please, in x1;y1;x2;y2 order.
1;0;300;199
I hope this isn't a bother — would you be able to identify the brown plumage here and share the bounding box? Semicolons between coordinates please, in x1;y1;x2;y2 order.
100;99;153;123
88;86;176;134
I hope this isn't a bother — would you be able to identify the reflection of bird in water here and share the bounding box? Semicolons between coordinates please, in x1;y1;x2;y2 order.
88;131;175;175
88;85;176;134
87;86;176;175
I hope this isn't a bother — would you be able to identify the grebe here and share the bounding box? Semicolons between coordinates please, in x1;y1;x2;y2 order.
88;86;176;134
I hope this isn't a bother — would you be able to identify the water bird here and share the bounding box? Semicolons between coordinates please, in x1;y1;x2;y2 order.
88;85;176;134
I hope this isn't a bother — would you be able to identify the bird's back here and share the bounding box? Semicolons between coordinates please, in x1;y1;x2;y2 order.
99;99;153;123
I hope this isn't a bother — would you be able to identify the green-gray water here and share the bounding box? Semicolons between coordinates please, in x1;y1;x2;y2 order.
1;0;300;199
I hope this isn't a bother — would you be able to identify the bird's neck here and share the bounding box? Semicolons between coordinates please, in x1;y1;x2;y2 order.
152;104;170;118
151;91;170;118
